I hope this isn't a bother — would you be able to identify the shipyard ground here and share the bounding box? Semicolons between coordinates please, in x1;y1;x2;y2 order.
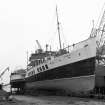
0;99;29;105
3;95;104;105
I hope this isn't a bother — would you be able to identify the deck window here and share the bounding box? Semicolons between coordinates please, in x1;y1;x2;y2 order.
37;68;40;72
45;64;48;69
42;66;45;71
39;67;42;71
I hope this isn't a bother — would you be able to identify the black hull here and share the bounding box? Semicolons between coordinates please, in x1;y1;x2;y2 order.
25;57;96;82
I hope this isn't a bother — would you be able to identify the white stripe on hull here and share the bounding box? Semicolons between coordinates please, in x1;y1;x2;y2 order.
25;75;95;93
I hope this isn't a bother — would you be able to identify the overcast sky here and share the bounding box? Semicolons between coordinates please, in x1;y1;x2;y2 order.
0;0;105;83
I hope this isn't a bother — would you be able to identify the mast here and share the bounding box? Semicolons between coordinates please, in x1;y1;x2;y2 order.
27;51;28;71
56;5;62;50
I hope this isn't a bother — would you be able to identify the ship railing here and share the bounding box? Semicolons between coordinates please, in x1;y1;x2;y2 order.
63;43;82;54
63;45;74;53
63;37;94;54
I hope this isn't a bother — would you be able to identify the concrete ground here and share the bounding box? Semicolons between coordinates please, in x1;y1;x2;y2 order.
13;95;105;105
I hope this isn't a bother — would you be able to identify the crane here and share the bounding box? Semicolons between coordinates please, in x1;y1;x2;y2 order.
0;67;9;84
97;10;105;48
36;40;42;50
95;10;105;64
36;40;43;53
